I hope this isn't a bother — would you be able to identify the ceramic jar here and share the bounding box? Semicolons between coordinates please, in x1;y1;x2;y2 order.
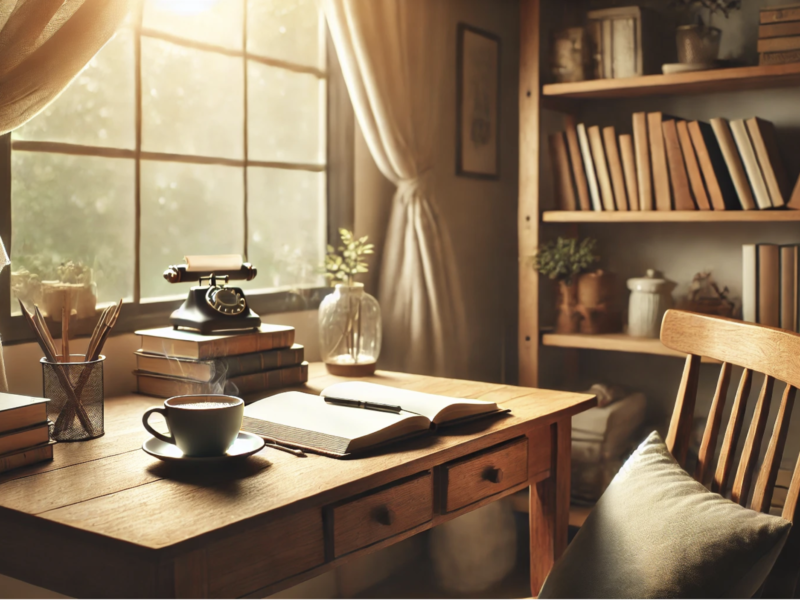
319;283;381;376
627;270;676;338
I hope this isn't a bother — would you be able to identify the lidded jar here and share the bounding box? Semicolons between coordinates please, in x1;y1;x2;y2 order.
627;269;676;338
319;283;381;376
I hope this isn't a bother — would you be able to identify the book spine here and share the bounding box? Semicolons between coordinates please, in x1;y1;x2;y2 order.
747;118;788;208
743;244;757;323
761;7;800;24
730;119;772;210
757;36;800;53
588;125;616;211
789;174;800;210
229;363;309;394
603;126;629;210
0;443;53;473
759;21;800;38
549;133;577;210
219;345;305;379
648;112;671;211
710;118;756;210
619;134;639;211
676;121;711;210
780;246;797;331
201;329;296;359
0;425;50;456
760;49;800;65
632;112;652;210
662;120;695;210
564;115;591;210
577;124;603;211
758;244;781;328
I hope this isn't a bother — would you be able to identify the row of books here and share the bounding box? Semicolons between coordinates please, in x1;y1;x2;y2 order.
550;113;799;212
134;324;308;398
743;244;800;332
0;394;53;473
759;3;800;66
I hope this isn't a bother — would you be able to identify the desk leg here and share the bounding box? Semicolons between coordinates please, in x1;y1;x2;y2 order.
529;417;570;596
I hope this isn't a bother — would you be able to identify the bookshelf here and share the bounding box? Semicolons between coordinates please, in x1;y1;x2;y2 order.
541;332;720;364
542;210;800;223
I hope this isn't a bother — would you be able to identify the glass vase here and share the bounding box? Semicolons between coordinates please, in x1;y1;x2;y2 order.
319;283;381;376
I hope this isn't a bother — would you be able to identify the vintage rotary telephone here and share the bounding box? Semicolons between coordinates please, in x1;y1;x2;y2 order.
163;255;261;335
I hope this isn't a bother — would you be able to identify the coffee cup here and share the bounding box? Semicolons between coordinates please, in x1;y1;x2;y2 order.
142;394;244;457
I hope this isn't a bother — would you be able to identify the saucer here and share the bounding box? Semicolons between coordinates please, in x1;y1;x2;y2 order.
142;431;266;463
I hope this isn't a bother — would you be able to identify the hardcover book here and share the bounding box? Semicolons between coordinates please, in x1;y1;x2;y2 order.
136;324;295;359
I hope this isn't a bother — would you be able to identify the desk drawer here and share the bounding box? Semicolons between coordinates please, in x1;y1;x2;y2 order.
440;437;528;512
329;472;433;558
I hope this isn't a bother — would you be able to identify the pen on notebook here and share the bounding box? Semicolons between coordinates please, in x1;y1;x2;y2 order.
323;396;403;414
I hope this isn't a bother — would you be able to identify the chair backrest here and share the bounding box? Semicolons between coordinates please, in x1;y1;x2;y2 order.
661;309;800;597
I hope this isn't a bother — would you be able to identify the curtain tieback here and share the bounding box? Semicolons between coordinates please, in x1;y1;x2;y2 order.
397;169;434;203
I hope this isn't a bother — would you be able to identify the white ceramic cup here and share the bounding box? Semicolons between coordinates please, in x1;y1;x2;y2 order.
142;394;244;457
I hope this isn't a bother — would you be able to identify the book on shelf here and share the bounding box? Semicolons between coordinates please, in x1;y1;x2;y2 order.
710;118;757;210
588;125;616;211
676;120;711;210
760;49;800;65
0;422;51;456
0;393;49;435
632;112;652;210
241;382;505;457
780;245;799;331
789;174;800;210
647;112;672;211
549;132;577;211
603;126;629;210
0;441;55;474
136;324;295;360
761;4;800;25
729;119;772;210
134;344;305;382
758;36;800;53
688;120;739;210
759;21;800;38
619;133;640;210
760;244;781;328
135;362;309;398
743;243;789;329
743;244;758;323
564;115;592;211
746;117;789;208
662;119;696;210
577;123;603;211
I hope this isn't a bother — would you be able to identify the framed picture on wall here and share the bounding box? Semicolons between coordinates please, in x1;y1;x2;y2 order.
456;23;501;180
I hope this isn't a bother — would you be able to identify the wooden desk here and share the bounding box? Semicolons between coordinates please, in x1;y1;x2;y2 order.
0;364;594;598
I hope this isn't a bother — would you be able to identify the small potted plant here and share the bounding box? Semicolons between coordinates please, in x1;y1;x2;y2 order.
672;0;741;64
531;237;600;334
319;229;381;376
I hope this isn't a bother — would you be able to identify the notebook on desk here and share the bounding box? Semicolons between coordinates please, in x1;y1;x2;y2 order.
242;381;506;457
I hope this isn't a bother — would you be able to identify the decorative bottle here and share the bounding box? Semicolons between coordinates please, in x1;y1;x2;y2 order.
319;282;381;376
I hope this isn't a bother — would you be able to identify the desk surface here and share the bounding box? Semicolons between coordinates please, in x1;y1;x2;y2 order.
0;363;594;597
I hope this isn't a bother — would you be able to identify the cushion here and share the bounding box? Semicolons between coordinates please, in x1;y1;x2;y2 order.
539;431;792;599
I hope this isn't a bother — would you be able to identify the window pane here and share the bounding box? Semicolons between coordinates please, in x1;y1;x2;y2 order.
142;38;244;158
140;161;244;300
245;167;324;290
11;153;135;308
143;0;243;50
247;0;322;68
248;62;323;163
14;30;135;149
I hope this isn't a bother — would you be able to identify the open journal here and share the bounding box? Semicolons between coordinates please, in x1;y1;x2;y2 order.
242;382;505;457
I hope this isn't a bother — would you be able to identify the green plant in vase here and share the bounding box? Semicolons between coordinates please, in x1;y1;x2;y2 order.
320;229;381;376
531;237;600;334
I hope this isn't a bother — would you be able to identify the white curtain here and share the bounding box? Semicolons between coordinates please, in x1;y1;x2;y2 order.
0;0;132;135
324;0;468;377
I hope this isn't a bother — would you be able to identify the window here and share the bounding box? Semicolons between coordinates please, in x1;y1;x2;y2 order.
3;0;340;340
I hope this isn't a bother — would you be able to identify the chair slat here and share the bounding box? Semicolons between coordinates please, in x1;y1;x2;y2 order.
732;375;775;505
666;354;701;467
752;385;796;513
712;368;753;496
695;362;732;485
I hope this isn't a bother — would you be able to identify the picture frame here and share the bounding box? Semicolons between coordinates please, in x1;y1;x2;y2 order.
456;23;501;180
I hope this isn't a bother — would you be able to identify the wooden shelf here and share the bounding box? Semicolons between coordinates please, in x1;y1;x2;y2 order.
542;63;800;99
542;210;800;223
542;332;719;363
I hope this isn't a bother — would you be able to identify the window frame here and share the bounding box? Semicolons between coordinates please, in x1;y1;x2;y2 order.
0;4;353;345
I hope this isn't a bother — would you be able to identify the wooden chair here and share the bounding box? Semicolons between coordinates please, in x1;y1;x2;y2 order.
661;309;800;597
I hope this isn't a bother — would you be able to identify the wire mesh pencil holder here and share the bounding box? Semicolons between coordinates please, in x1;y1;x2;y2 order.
41;355;105;442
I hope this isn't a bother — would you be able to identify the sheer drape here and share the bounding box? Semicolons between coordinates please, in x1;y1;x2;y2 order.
0;0;131;135
324;0;467;376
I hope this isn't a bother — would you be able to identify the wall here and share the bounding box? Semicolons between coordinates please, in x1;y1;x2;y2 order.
355;0;521;385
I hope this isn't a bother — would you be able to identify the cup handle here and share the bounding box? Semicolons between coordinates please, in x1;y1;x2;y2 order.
142;407;175;445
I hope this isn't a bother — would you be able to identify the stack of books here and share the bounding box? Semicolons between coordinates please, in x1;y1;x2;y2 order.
743;244;800;331
550;113;800;213
759;3;800;66
570;392;647;504
0;393;54;473
134;324;308;398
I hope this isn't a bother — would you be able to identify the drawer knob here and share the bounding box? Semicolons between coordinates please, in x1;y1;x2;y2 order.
373;506;395;526
484;467;504;484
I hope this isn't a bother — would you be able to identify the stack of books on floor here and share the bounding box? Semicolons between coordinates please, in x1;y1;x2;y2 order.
743;244;800;331
571;387;646;505
759;3;800;66
134;324;308;399
549;112;800;212
0;393;53;473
